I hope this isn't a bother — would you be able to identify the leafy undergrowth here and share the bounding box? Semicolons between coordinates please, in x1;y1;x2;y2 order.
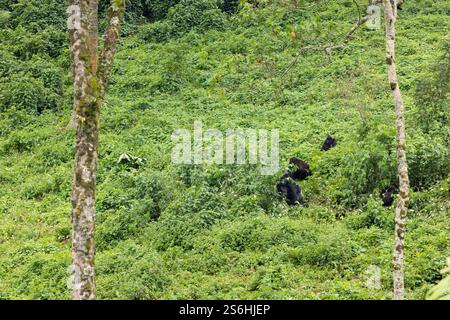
0;0;449;299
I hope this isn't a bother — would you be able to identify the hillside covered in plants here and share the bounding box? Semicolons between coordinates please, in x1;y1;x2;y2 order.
0;0;448;299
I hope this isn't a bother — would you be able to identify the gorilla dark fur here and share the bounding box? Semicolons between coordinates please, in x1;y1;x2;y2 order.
276;157;311;205
381;185;398;207
288;157;312;180
320;135;337;151
276;174;304;206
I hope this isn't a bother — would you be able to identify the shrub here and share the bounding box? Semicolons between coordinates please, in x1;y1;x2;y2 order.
345;197;394;230
0;76;56;113
96;208;150;249
218;216;319;252
0;66;62;113
287;225;358;271
140;0;181;21
407;131;450;190
20;166;69;200
139;21;172;43
0;49;16;77
199;9;227;31
220;0;240;14
139;0;227;42
2;126;51;153
8;0;66;31
100;0;180;22
248;266;286;291
0;10;11;26
427;258;450;300
414;42;449;137
155;192;226;250
314;126;397;207
96;241;170;299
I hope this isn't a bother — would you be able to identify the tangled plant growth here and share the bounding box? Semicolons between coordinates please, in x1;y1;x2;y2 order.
0;0;448;300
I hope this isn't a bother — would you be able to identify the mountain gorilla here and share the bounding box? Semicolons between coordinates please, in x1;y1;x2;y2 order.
321;135;337;151
288;157;312;180
276;174;304;206
381;185;398;207
276;157;311;205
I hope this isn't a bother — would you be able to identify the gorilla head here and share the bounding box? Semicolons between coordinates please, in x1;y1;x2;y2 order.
321;135;337;151
276;174;304;205
288;157;312;180
381;185;398;207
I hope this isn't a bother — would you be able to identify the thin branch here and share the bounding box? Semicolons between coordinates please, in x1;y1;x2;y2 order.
97;0;125;99
281;1;369;77
353;0;362;29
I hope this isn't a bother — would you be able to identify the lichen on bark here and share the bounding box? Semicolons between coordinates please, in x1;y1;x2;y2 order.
69;0;124;300
383;0;410;301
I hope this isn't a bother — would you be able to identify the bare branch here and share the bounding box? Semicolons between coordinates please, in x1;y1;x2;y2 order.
281;2;369;77
300;14;370;54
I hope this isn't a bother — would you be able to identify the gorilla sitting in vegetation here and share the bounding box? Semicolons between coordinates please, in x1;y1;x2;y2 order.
276;174;304;206
276;157;311;205
320;135;337;151
381;185;398;207
288;157;312;180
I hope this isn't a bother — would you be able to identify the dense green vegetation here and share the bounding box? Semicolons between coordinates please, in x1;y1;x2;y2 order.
0;0;448;299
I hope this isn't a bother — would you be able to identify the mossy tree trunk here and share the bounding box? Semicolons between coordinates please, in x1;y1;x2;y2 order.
68;0;124;300
383;0;410;300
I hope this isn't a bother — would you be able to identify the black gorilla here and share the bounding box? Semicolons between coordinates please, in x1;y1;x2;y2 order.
288;157;312;180
276;157;311;205
276;174;304;206
381;185;398;207
321;135;337;151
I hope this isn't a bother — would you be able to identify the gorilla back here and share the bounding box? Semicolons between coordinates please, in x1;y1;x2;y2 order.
288;157;312;180
321;135;337;151
276;175;304;205
381;185;398;207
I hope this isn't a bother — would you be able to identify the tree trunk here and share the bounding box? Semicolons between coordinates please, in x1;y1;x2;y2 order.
69;0;99;300
383;0;410;301
69;0;124;300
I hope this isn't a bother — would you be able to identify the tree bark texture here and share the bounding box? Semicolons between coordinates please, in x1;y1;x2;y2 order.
383;0;410;301
69;0;124;300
